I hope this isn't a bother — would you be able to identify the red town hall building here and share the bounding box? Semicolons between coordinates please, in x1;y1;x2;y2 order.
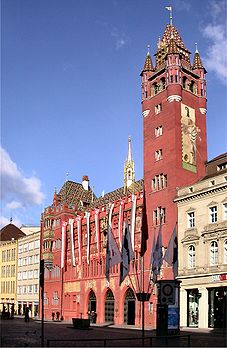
40;18;207;327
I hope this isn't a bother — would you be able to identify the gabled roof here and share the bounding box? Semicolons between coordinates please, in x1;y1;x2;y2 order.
57;180;95;210
0;224;26;242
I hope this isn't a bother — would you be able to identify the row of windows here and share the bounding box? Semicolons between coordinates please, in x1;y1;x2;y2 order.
18;240;40;254
1;281;15;294
17;284;38;294
187;240;227;268
2;248;16;262
153;207;166;225
152;174;167;191
44;266;61;279
1;265;15;278
187;203;227;228
18;269;39;280
18;254;39;266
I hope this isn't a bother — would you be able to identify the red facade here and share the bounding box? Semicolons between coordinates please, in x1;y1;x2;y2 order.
40;22;207;328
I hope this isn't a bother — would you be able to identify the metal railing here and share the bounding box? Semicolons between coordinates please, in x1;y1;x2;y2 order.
47;334;190;347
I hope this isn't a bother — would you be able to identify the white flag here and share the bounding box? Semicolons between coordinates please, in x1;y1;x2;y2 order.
165;6;172;11
85;212;90;264
61;221;67;269
69;219;75;267
76;216;82;266
130;194;137;252
94;209;101;262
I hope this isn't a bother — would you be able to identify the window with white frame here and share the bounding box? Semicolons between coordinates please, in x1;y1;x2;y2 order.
34;284;38;293
29;241;34;250
23;271;27;280
209;206;217;223
52;291;59;305
23;243;28;252
187;211;195;228
155;149;163;161
34;240;40;249
224;240;227;264
155;103;162;114
18;258;22;267
188;245;195;268
210;241;218;265
223;203;227;220
28;285;33;293
18;245;23;254
155;126;163;137
28;270;33;279
28;255;33;265
34;269;39;278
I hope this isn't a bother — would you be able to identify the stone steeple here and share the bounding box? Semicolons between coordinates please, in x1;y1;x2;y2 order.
124;136;135;193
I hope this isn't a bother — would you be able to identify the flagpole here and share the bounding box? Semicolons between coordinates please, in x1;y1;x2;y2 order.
142;255;145;345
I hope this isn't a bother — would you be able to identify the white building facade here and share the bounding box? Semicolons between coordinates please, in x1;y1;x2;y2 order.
17;231;40;317
175;154;227;329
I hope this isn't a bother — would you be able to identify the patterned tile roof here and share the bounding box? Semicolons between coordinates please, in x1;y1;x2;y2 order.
56;179;144;211
192;52;204;69
142;53;153;73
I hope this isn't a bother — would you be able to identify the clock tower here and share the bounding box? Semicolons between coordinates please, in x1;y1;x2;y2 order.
141;21;207;285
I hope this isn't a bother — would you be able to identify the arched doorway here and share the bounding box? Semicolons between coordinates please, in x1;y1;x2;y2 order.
105;289;114;323
88;290;96;312
124;287;135;325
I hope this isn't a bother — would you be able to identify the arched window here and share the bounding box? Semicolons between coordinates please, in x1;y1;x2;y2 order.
210;241;218;265
153;82;158;95
160;77;166;90
188;245;195;268
224;240;227;264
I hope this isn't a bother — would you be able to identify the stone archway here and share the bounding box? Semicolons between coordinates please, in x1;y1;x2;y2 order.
88;290;96;313
104;289;114;323
124;287;135;325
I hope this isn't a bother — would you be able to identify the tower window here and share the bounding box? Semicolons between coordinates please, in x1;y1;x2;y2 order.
160;77;166;90
152;174;167;191
155;103;162;114
153;82;159;95
153;207;166;225
155;149;163;161
155;126;163;137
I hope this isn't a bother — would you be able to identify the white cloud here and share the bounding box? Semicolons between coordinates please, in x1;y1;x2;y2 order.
6;200;23;210
0;146;45;207
111;28;126;50
202;1;227;83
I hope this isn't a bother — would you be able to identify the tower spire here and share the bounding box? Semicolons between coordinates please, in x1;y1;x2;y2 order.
124;136;135;193
165;6;173;26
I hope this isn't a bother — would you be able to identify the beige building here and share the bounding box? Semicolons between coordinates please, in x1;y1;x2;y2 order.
17;231;40;317
0;224;25;316
175;153;227;329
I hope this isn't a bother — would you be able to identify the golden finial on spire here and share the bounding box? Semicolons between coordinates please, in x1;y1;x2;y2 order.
147;44;150;55
165;6;173;26
195;42;198;53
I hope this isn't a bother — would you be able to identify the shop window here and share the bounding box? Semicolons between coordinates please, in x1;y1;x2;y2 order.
209;206;217;223
210;241;218;266
187;289;199;327
187;212;195;228
188;245;195;268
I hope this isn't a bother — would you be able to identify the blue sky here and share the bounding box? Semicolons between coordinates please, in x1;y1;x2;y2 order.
1;0;227;227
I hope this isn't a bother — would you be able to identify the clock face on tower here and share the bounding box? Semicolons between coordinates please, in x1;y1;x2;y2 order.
162;284;173;296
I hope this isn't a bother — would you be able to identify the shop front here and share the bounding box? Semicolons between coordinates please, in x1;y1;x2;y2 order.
208;287;227;328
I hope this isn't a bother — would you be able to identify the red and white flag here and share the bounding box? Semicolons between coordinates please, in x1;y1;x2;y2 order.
76;215;82;266
118;200;124;248
69;219;75;267
94;208;101;261
85;212;90;264
130;194;137;252
61;221;67;269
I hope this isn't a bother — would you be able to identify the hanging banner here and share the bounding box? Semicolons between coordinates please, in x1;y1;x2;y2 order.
130;194;137;251
69;218;75;267
61;221;67;269
85;212;90;264
118;200;124;248
76;215;82;266
94;208;101;261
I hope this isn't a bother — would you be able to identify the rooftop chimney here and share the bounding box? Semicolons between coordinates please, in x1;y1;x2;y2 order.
82;175;89;191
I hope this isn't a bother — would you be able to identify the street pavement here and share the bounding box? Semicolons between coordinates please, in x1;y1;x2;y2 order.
0;317;226;347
